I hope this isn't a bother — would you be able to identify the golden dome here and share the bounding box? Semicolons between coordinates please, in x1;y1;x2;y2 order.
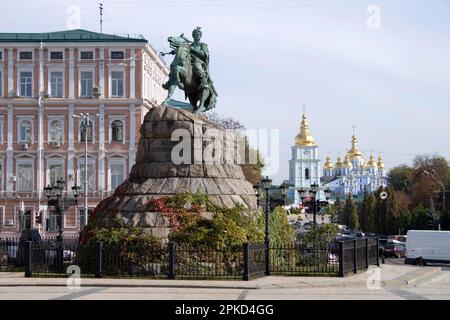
295;113;316;147
347;134;364;160
366;155;377;168
343;155;352;167
335;156;343;168
377;156;385;169
324;156;333;170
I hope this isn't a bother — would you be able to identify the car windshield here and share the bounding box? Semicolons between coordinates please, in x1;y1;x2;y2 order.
385;244;395;249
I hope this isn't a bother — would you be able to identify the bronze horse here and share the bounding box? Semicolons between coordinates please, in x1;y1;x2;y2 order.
162;35;217;114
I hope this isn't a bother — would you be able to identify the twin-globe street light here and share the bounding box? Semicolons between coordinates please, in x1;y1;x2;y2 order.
44;179;80;242
253;177;290;276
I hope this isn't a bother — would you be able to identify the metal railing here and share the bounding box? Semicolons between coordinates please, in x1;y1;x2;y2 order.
16;238;380;280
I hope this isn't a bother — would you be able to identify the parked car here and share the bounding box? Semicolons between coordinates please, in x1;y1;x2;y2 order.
405;230;450;265
383;243;406;258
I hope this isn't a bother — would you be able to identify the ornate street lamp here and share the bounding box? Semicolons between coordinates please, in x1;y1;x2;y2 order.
298;184;332;228
279;181;290;205
254;176;272;276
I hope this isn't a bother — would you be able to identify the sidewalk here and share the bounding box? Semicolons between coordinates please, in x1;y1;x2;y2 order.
0;264;441;290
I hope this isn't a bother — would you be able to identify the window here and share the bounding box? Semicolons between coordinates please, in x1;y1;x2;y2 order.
110;162;125;190
20;210;32;231
111;51;124;59
111;71;124;97
111;120;123;142
20;71;33;97
19;119;33;142
46;210;60;231
50;51;63;60
49;119;63;144
305;168;310;180
48;162;64;187
80;120;93;142
80;71;93;97
50;71;63;97
79;163;95;192
17;163;33;192
80;51;93;60
20;51;32;60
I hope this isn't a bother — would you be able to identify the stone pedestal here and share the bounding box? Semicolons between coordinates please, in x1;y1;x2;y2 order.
92;105;258;239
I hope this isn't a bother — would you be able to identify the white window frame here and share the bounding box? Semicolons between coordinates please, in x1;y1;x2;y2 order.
76;158;96;193
17;50;34;61
108;158;126;191
109;69;125;98
78;116;95;144
16;158;35;193
17;68;34;98
17;116;34;144
79;49;95;61
78;68;94;98
48;68;65;98
47;115;65;145
108;115;126;144
46;157;65;188
48;49;65;62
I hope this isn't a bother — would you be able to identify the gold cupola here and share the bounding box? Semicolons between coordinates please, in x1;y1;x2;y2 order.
335;156;343;168
347;134;364;160
377;156;385;169
295;113;316;147
324;156;334;170
343;154;353;167
366;154;377;168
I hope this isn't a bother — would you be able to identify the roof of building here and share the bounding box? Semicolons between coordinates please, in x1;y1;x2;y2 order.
320;176;340;184
166;99;193;110
0;29;147;43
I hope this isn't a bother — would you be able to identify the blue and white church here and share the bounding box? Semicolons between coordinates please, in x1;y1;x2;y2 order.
288;111;388;206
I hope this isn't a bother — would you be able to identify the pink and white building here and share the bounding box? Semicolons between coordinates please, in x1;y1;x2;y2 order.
0;29;169;237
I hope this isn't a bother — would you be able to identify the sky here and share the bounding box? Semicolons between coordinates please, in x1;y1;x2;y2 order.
1;0;449;184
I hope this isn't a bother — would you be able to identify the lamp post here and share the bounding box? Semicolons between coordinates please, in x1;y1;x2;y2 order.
298;183;331;228
254;176;273;276
44;179;79;271
279;181;290;206
424;170;447;215
77;113;93;230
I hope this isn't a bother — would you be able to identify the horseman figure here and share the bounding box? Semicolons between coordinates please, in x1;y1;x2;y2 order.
162;27;218;114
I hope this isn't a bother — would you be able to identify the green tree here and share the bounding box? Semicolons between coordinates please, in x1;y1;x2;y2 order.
335;197;345;225
388;165;413;192
385;187;401;235
426;198;441;230
360;191;377;233
410;206;428;230
344;194;359;230
375;187;387;234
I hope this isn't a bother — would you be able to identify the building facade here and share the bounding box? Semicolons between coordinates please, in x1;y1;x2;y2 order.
0;29;169;237
288;112;321;206
321;134;387;198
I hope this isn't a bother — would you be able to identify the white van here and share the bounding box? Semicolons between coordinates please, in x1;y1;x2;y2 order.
405;230;450;265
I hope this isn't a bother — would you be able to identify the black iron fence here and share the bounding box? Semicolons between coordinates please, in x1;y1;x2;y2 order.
270;242;340;277
0;236;79;272
2;237;379;280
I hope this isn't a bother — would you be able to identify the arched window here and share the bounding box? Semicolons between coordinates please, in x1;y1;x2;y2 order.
20;120;32;142
50;120;63;144
305;168;310;180
80;120;93;142
111;120;123;142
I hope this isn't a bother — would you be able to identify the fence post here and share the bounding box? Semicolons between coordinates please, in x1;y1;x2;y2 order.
376;237;380;267
95;242;103;278
243;243;250;281
24;241;32;278
365;238;369;269
338;241;345;277
353;239;357;274
168;242;175;279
